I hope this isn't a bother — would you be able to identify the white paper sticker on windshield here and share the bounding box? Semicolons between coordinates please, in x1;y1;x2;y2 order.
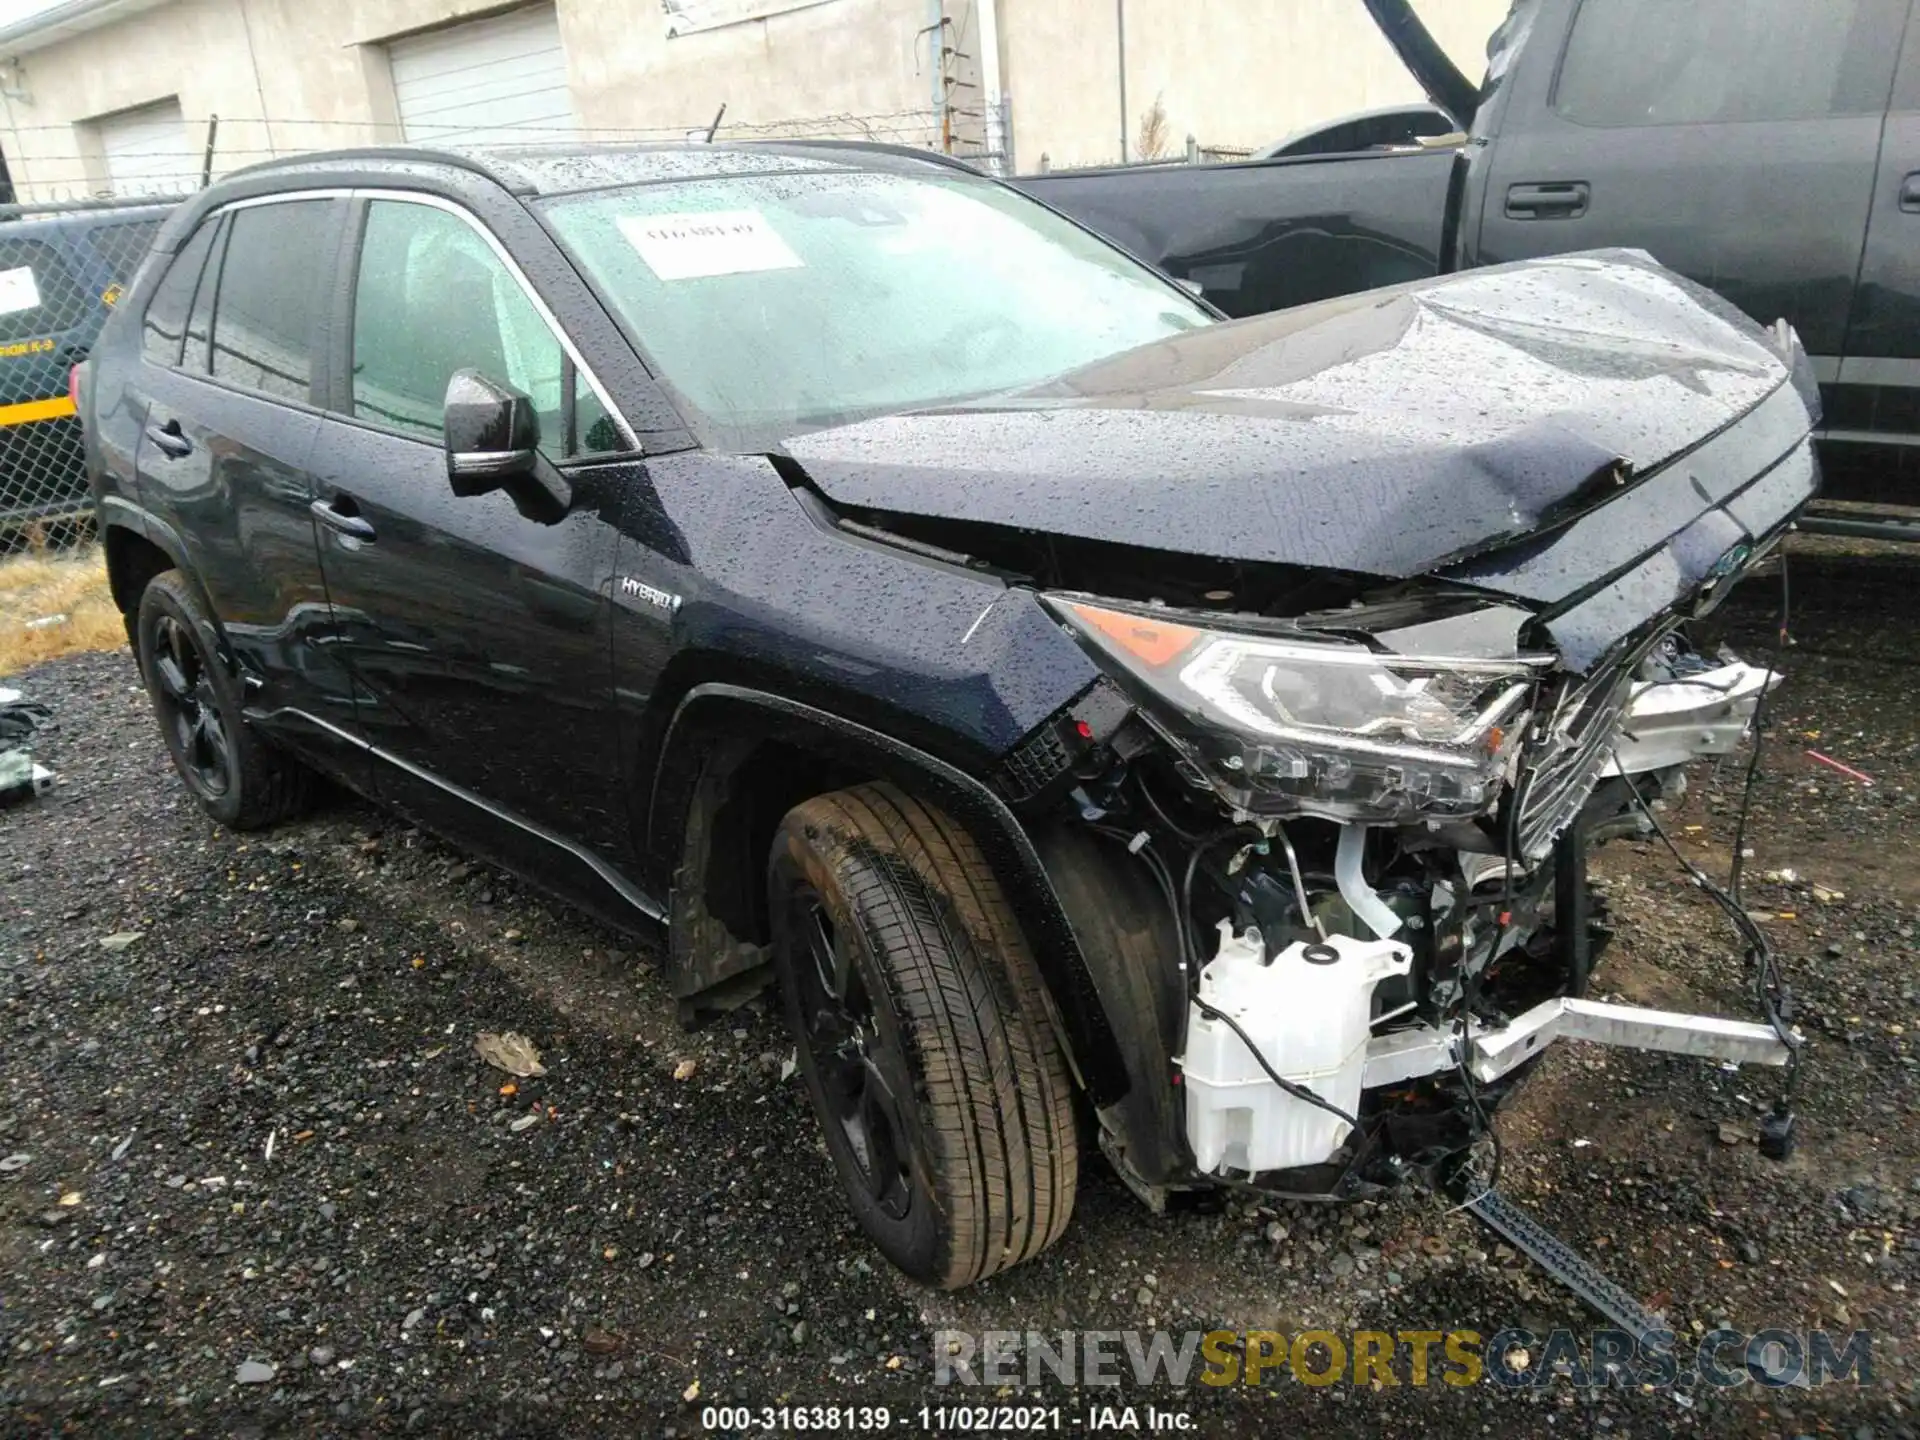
618;210;802;281
0;265;41;316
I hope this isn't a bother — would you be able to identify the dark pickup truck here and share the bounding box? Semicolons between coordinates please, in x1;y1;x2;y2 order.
1020;0;1920;528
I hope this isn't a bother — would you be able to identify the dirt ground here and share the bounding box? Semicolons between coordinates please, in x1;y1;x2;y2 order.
1;540;1914;1438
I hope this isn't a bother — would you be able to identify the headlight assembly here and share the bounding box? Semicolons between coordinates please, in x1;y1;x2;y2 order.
1049;596;1552;824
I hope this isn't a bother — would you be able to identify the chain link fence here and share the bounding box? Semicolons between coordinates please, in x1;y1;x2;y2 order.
0;197;180;548
0;106;1011;548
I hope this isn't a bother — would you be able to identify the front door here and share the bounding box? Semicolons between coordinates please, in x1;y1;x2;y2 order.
307;194;641;915
1473;0;1908;377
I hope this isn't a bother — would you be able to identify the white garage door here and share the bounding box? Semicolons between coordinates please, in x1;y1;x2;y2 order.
99;99;189;197
390;6;578;145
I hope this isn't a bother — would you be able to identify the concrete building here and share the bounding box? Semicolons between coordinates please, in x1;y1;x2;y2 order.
0;0;1507;202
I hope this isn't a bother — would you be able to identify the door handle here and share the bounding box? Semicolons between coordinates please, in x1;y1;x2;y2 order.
1901;172;1920;213
310;495;376;543
1506;181;1591;219
144;418;192;458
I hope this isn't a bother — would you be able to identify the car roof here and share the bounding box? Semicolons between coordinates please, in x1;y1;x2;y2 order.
222;139;985;200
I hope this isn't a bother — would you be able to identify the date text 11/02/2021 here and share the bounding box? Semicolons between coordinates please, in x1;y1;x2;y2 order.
698;1407;1193;1432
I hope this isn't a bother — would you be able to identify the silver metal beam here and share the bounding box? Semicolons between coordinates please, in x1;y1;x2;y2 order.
1364;996;1795;1089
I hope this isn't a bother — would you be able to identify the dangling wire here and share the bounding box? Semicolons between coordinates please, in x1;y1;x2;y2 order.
1728;550;1791;906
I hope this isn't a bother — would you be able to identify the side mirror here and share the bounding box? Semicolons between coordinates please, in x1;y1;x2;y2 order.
442;370;570;515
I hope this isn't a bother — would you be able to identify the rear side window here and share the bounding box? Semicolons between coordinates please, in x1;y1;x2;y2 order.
183;216;227;373
0;237;88;345
209;201;332;401
1555;0;1907;126
141;221;218;368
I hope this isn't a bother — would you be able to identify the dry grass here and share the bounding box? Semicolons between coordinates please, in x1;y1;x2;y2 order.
0;545;125;678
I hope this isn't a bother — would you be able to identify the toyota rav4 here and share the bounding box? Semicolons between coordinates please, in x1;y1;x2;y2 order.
80;142;1814;1290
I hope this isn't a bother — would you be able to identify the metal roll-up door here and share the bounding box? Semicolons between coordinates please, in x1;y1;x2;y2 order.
389;6;578;146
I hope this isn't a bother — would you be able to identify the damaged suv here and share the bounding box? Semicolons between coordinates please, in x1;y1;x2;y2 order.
81;142;1813;1290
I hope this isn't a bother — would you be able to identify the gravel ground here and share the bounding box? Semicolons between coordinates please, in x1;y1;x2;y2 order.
1;542;1915;1438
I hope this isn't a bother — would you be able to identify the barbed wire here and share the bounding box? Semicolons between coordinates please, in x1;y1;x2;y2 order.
0;107;1005;204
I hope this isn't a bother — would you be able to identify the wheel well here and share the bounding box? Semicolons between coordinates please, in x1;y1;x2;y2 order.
649;684;1131;1103
103;525;174;622
666;735;867;1023
696;738;863;947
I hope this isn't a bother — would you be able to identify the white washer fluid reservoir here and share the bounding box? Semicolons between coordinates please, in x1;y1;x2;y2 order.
1182;920;1412;1176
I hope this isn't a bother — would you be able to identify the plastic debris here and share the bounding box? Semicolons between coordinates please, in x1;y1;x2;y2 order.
473;1031;546;1077
0;1153;30;1173
672;1058;698;1081
1804;749;1873;785
0;687;54;807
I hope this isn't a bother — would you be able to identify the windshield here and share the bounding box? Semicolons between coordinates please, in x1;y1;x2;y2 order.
539;165;1212;446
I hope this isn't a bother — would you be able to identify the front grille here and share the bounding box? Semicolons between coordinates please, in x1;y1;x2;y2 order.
1513;623;1676;859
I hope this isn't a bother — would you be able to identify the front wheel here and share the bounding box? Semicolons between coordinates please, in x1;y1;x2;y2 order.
769;783;1078;1289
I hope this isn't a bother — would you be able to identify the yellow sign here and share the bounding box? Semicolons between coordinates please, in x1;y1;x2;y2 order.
0;337;55;359
0;395;78;425
102;282;123;308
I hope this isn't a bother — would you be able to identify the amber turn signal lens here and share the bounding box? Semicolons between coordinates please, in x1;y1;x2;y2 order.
1062;601;1199;668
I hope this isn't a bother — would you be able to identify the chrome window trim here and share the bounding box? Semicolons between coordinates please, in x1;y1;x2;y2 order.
203;186;638;453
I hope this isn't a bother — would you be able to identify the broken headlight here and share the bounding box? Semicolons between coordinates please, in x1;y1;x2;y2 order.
1050;596;1550;823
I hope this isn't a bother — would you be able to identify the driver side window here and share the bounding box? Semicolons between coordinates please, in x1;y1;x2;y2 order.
351;200;571;457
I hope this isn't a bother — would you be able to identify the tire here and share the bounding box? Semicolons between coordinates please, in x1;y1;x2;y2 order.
135;569;311;830
769;782;1079;1289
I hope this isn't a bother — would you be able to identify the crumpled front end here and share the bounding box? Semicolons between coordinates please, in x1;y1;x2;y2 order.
788;249;1821;1204
999;395;1814;1206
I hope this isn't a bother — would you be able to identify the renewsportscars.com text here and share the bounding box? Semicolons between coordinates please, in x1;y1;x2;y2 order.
934;1327;1871;1390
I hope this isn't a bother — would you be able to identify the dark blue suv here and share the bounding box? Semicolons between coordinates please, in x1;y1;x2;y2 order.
79;143;1817;1288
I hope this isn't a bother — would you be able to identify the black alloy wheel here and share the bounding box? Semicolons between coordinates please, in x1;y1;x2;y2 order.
148;611;234;800
788;887;914;1221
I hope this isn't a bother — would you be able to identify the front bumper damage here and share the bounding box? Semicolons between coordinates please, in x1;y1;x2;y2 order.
1332;655;1792;1149
1140;649;1801;1196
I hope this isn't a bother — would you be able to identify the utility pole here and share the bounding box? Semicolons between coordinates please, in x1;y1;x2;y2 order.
1116;0;1128;162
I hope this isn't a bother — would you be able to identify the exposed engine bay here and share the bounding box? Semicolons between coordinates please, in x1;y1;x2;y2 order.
999;580;1801;1207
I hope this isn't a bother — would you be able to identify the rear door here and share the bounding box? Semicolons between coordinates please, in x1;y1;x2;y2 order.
1834;0;1920;453
306;192;636;910
1473;0;1908;373
132;196;366;780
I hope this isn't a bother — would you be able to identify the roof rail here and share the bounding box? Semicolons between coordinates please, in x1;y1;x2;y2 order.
221;146;529;191
744;138;987;176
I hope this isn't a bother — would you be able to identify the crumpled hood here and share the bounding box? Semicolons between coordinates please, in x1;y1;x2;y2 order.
782;251;1814;593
